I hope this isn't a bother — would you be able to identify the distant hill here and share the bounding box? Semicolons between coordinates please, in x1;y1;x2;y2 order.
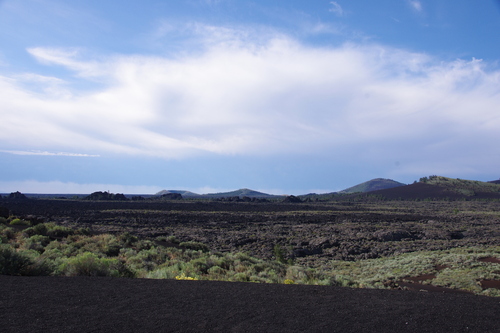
155;190;200;198
340;178;406;194
339;176;500;201
154;188;276;199
202;188;275;198
298;178;406;201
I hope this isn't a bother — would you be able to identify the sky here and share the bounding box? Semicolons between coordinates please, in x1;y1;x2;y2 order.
1;0;500;195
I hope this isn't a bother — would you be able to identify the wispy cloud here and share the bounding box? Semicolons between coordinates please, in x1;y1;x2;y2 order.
0;150;99;157
27;47;104;78
303;22;343;35
329;1;344;16
0;25;499;178
200;0;222;5
408;0;423;12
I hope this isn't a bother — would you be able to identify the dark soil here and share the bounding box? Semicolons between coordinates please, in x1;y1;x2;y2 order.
1;275;499;333
479;257;500;264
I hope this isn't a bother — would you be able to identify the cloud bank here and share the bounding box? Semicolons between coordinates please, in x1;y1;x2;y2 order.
0;25;499;177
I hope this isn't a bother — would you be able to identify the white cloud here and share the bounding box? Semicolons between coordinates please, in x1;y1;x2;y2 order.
27;47;104;78
0;26;499;174
408;1;423;12
303;22;343;36
0;150;99;157
12;73;72;98
329;2;344;16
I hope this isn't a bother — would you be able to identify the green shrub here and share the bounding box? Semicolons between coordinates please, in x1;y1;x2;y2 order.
17;249;55;276
23;223;75;238
146;261;192;279
273;244;286;264
46;224;75;238
175;273;198;280
167;235;180;244
190;257;210;274
23;223;48;237
0;217;8;225
67;234;123;257
0;226;16;241
146;266;178;279
42;243;65;260
124;246;171;272
9;218;30;226
231;272;250;282
0;245;32;275
207;265;226;276
76;228;91;236
179;241;209;252
24;235;51;253
118;232;138;247
0;245;53;276
0;224;7;243
60;252;133;277
133;239;155;252
103;239;122;257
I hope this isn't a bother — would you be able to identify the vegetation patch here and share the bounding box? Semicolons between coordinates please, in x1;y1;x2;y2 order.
1;217;500;296
2;194;500;296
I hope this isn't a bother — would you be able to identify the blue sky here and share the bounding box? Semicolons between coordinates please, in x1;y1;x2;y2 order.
1;0;500;195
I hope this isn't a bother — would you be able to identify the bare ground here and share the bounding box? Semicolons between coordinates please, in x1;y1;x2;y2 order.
1;275;499;333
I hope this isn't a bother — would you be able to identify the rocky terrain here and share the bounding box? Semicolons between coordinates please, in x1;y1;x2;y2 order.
2;197;500;265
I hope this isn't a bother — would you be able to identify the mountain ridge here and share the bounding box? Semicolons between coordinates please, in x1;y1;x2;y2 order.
10;176;499;200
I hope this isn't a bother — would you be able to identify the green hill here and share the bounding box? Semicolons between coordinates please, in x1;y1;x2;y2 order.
420;176;500;197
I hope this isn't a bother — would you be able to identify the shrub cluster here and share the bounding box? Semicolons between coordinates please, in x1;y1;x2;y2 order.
1;218;499;296
0;218;325;284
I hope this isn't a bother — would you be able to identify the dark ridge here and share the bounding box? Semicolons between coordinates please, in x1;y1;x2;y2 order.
342;182;500;201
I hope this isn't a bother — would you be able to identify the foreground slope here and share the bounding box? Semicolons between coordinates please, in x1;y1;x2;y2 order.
1;275;499;333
